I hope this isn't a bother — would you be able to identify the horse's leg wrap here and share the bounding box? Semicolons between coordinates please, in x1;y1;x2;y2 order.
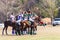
12;30;15;35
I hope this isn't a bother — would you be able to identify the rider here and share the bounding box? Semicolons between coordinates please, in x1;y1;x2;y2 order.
9;13;16;35
23;10;37;25
23;11;38;34
23;11;31;34
27;11;38;34
27;11;37;25
23;11;28;21
23;11;33;25
10;13;15;23
16;12;24;25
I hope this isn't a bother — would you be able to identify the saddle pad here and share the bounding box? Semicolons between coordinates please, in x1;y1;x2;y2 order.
28;21;31;25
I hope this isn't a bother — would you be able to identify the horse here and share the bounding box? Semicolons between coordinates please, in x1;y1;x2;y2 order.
15;15;24;35
21;18;37;35
2;20;21;35
29;20;37;35
19;20;30;35
15;14;38;35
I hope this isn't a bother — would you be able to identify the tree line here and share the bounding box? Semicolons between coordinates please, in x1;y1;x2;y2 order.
0;0;60;22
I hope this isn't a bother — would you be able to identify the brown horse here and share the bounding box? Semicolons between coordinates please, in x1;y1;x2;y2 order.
21;20;30;34
30;21;37;35
21;19;37;35
2;20;20;35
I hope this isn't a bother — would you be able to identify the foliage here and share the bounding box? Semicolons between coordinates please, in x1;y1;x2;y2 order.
0;0;60;22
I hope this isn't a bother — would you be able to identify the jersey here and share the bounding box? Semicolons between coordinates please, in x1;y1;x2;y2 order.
29;13;37;22
16;13;23;23
23;13;28;20
10;15;15;22
16;13;24;25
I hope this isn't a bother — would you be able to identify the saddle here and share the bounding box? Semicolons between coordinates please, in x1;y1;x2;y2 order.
23;20;31;26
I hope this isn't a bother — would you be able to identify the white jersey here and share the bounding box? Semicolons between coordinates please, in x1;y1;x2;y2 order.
24;17;28;21
10;15;15;22
29;17;35;22
16;13;24;25
16;16;22;23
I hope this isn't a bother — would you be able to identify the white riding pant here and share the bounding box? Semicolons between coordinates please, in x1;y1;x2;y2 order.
16;20;22;25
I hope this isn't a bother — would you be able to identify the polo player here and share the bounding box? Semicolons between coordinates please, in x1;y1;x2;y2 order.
16;12;24;25
23;11;37;35
9;13;16;35
27;11;37;35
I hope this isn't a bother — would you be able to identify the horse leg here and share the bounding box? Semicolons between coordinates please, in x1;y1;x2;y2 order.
27;27;30;34
12;28;15;35
21;28;23;35
2;27;5;35
30;22;34;35
33;26;37;35
15;27;21;35
17;30;20;35
20;26;24;35
15;29;20;35
30;27;33;35
35;26;37;31
23;27;27;35
5;27;8;35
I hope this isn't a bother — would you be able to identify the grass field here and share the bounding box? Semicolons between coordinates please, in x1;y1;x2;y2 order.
0;25;60;40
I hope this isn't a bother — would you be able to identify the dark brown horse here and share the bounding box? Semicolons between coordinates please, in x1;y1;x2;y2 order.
2;20;20;35
2;16;37;35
